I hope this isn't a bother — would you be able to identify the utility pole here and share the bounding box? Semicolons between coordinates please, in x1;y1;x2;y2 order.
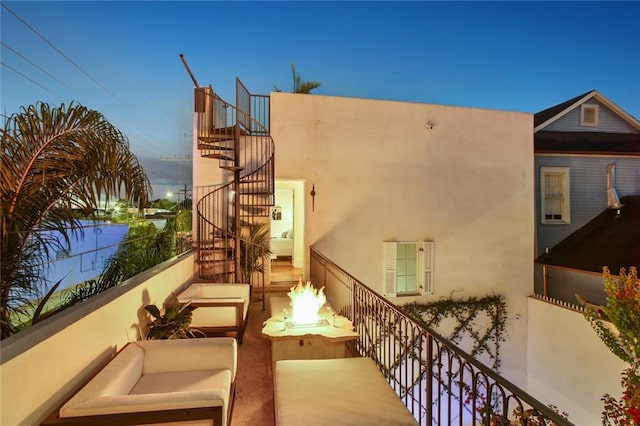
172;184;192;209
160;155;192;206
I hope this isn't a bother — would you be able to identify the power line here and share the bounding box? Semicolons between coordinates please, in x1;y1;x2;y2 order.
1;3;115;98
0;61;63;99
100;56;183;130
2;4;191;159
1;41;71;89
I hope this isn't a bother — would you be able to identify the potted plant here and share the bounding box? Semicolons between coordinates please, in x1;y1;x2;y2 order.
240;222;272;285
143;294;204;339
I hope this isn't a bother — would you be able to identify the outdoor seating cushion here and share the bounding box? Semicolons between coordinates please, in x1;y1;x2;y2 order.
58;337;236;425
178;283;250;328
275;357;418;426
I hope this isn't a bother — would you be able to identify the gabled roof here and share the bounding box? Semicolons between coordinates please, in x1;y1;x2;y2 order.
535;195;640;273
534;90;640;133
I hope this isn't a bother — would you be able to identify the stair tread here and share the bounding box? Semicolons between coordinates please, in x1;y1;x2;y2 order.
202;153;235;161
198;134;233;142
197;142;233;150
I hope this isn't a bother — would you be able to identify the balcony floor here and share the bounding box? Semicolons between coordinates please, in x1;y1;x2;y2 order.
231;291;283;425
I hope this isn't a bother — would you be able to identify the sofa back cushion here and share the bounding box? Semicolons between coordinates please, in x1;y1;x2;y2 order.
136;338;237;379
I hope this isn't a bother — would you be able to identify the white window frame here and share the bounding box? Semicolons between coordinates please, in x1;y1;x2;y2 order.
580;104;599;127
383;241;435;297
540;167;570;224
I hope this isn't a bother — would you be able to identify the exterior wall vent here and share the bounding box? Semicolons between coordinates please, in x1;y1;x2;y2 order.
607;163;623;209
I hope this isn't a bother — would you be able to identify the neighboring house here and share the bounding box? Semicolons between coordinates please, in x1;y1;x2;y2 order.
38;220;129;293
533;90;640;303
536;195;640;305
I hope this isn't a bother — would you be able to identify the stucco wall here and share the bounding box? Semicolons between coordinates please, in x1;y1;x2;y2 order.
527;297;626;425
0;254;195;425
269;92;534;387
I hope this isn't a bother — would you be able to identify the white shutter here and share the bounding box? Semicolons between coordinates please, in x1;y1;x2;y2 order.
383;242;397;297
422;241;435;294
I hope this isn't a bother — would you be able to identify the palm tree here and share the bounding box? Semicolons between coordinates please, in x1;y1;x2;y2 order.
0;101;151;338
274;63;321;94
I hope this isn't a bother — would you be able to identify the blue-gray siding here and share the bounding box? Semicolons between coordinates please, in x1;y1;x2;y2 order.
535;155;640;256
533;265;605;306
543;99;639;134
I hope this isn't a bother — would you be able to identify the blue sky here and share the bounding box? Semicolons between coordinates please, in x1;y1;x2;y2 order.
2;1;639;199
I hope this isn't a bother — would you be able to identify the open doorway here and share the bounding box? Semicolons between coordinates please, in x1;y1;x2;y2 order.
269;180;304;284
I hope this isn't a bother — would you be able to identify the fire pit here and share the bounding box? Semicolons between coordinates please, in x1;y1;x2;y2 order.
262;280;359;369
286;280;327;326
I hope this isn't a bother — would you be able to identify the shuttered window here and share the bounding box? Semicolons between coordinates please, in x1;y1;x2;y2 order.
383;241;435;297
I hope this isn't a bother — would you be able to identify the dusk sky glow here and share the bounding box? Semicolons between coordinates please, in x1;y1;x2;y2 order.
2;1;639;199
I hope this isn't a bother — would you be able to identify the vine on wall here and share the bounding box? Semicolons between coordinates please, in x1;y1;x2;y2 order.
401;295;507;371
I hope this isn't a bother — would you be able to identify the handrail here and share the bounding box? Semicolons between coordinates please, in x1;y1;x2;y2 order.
310;247;573;426
195;80;274;282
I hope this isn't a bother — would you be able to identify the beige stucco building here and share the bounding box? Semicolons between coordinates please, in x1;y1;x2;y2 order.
0;89;625;425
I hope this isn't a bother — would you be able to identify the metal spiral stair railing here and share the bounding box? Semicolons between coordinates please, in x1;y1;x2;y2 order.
195;81;274;282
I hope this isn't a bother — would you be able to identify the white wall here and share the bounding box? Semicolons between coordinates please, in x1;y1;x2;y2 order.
269;92;534;387
0;254;195;425
527;297;626;425
271;187;294;237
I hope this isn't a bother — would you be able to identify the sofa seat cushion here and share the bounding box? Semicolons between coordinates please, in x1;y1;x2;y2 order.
58;390;224;417
60;369;231;418
189;297;246;328
178;284;250;323
131;369;231;398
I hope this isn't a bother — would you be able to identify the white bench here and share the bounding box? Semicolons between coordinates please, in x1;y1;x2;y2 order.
177;283;250;344
274;357;419;426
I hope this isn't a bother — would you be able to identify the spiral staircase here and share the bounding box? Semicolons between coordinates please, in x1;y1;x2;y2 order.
194;78;274;282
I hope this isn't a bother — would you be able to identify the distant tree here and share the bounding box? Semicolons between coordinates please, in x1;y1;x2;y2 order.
274;63;321;94
152;198;178;211
179;197;193;211
176;209;192;233
0;101;151;338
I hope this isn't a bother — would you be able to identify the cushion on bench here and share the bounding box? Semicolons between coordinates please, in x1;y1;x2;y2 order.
55;338;236;425
275;357;418;426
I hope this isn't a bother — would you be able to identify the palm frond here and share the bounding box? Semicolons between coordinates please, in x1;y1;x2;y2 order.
1;101;152;338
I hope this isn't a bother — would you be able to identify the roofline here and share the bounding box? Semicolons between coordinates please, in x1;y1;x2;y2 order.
533;262;604;277
534;90;640;133
535;150;640;156
535;152;640;158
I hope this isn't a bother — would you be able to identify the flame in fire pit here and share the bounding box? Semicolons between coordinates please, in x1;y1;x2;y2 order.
288;280;326;325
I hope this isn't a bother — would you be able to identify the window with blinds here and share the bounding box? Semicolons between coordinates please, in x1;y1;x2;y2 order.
540;167;570;224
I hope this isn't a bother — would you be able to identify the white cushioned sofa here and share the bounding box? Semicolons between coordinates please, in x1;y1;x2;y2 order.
177;283;250;344
42;337;237;426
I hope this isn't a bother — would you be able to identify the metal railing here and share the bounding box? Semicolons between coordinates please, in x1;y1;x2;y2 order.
195;80;274;281
310;247;573;426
